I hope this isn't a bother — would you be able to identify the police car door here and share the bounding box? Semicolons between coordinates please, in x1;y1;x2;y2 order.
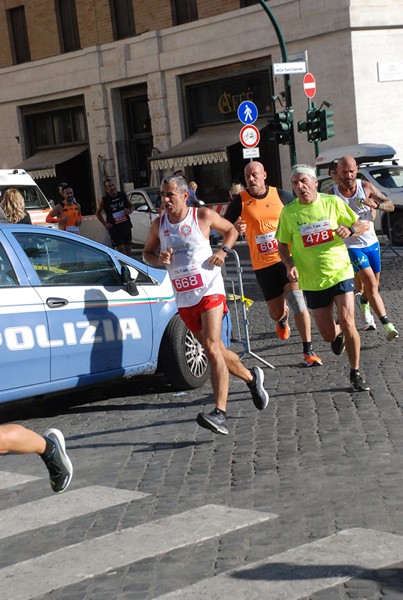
12;230;153;384
0;238;50;400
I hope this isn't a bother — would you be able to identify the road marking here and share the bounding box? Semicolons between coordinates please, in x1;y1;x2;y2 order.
154;527;403;599
0;504;276;600
0;471;41;489
0;486;147;541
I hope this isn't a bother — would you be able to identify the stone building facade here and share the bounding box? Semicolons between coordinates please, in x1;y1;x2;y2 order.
0;0;401;212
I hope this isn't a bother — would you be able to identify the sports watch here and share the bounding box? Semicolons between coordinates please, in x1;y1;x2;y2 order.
221;245;230;254
348;227;356;236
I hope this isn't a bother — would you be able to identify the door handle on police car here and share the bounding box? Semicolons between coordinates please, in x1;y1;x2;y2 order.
46;297;69;308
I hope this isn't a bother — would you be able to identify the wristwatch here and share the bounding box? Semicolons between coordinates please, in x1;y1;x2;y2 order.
221;245;230;254
348;227;356;236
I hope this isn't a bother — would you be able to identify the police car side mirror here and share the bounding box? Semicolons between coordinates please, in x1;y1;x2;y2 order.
121;264;139;296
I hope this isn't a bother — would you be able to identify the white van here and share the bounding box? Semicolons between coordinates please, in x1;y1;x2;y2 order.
0;169;55;226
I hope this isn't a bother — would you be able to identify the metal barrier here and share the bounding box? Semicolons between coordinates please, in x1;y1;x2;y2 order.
224;248;275;369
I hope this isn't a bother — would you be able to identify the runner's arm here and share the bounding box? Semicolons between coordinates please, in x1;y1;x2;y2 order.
364;182;394;212
277;242;299;282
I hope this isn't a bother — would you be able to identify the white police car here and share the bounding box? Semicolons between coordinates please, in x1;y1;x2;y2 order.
0;224;231;405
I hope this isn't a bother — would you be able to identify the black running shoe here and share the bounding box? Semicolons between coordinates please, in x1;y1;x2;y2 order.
331;332;345;356
41;428;73;493
350;371;370;392
197;408;228;435
247;366;269;410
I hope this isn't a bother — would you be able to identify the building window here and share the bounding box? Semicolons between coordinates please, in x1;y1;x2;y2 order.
7;6;31;64
55;0;80;53
110;0;136;40
26;107;87;152
172;0;198;25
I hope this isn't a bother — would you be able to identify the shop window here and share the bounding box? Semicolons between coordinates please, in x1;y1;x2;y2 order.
7;6;31;64
110;0;136;40
172;0;198;25
55;0;80;53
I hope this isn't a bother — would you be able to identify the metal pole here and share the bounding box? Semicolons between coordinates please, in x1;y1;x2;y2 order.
257;0;297;167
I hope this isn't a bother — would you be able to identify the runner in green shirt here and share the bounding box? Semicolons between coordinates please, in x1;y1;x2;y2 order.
276;165;370;392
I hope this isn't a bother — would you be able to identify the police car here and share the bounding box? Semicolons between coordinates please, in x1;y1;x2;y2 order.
0;224;231;405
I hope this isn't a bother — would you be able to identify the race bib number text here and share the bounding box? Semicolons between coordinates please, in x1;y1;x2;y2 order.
172;273;203;292
113;210;127;224
255;231;278;254
300;220;334;248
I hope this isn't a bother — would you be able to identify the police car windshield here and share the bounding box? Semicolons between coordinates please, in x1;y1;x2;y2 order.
0;185;50;210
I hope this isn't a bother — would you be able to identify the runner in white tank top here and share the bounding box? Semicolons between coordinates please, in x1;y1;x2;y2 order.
159;206;225;308
336;156;398;341
143;175;270;435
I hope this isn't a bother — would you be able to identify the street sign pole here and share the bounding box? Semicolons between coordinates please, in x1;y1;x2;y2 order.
257;0;297;167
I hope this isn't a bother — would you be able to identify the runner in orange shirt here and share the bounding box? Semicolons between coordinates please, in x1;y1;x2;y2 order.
224;161;322;367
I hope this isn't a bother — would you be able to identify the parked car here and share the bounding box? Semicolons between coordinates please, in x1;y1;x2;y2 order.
0;223;232;405
128;188;211;245
127;187;161;246
315;143;403;245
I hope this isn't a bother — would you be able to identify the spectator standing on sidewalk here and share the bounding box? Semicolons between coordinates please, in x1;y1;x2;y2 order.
1;188;32;224
96;178;133;256
0;425;73;493
334;156;398;341
276;164;371;392
46;183;82;234
143;174;269;436
224;161;323;367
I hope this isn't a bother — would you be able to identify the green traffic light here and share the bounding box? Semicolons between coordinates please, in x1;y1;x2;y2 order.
319;109;335;141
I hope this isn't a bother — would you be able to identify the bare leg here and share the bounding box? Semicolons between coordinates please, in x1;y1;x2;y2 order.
358;268;387;319
196;306;252;412
0;424;46;455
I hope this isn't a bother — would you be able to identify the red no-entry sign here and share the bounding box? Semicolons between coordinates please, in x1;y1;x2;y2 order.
303;72;316;99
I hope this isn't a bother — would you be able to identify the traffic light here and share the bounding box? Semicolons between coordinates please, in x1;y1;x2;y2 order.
297;108;321;143
319;108;335;141
269;110;293;145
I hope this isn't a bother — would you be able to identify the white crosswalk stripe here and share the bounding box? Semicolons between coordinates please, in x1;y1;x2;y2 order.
0;471;41;489
0;485;147;541
0;503;276;600
2;472;402;600
154;528;403;599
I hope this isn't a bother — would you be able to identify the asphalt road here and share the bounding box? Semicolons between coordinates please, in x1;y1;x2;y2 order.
1;243;403;600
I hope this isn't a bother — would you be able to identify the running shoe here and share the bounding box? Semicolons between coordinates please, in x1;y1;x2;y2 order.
363;316;377;331
276;307;290;341
360;299;377;330
247;366;269;410
303;352;323;367
41;428;73;493
354;292;363;311
197;408;228;435
331;331;345;356
383;322;399;341
350;371;370;392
